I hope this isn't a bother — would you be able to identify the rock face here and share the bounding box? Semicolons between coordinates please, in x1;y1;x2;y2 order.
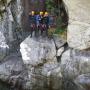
20;35;90;90
68;22;90;50
20;36;63;90
0;53;25;89
53;35;66;49
0;0;90;90
63;0;90;50
60;49;90;90
0;26;9;60
0;0;25;63
63;0;90;24
61;49;90;79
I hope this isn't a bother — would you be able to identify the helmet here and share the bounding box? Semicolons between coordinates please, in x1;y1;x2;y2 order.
31;11;35;14
40;11;43;15
45;12;48;15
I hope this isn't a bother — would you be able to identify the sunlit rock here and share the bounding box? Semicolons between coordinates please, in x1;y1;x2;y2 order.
63;0;90;50
20;37;56;66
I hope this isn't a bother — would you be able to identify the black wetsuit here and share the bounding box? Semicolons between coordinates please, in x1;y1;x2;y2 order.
29;15;37;37
41;16;49;36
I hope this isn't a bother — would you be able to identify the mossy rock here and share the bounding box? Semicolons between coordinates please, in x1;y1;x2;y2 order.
48;27;67;40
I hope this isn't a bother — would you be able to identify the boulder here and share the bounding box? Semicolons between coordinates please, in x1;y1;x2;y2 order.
61;49;90;79
20;36;63;90
0;54;24;81
0;53;26;90
75;74;90;90
24;57;59;90
63;0;90;50
49;67;62;90
20;37;56;66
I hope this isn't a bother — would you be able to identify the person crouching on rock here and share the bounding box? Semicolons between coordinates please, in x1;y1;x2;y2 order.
29;11;37;37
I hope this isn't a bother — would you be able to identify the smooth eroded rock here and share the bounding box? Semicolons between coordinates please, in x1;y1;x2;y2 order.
20;37;56;66
67;22;90;50
63;0;90;24
63;0;90;50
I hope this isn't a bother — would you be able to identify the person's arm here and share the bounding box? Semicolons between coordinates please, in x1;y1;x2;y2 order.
28;15;31;24
36;15;39;26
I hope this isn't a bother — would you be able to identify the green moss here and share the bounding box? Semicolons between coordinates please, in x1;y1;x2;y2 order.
48;27;67;40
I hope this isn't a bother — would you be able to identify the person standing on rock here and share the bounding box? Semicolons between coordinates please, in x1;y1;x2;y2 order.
29;11;37;37
41;12;50;36
36;11;44;35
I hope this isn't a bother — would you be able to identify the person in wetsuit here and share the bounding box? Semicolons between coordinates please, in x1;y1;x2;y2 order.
29;11;37;37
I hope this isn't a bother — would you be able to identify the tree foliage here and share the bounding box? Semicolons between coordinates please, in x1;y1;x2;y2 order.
45;0;56;15
0;0;14;18
45;0;61;16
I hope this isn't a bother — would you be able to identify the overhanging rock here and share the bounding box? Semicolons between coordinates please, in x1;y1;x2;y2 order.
63;0;90;50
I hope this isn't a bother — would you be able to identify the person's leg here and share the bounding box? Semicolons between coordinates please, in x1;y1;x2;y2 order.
41;30;42;36
37;26;40;36
35;27;37;37
46;25;48;37
40;24;42;36
34;25;36;37
30;27;33;37
30;29;32;37
46;29;48;36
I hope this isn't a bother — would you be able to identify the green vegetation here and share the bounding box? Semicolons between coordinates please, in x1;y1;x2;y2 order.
46;0;68;37
45;0;55;14
48;27;67;40
0;0;7;18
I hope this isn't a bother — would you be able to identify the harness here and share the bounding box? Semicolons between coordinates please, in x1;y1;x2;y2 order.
30;23;36;31
39;24;47;31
